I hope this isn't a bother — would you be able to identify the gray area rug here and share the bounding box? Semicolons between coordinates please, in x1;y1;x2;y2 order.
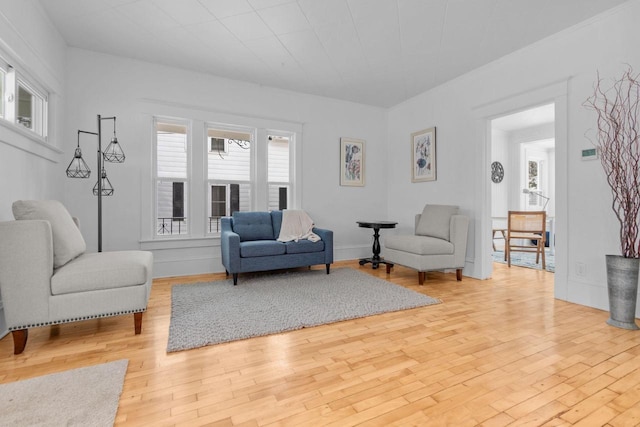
0;359;128;427
493;249;555;273
167;267;440;352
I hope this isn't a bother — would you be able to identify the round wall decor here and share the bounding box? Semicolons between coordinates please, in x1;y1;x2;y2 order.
491;161;504;183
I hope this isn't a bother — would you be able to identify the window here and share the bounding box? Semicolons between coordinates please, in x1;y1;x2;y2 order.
0;57;48;139
155;121;189;236
526;158;545;209
268;135;290;211
209;137;227;154
207;127;252;233
146;111;300;242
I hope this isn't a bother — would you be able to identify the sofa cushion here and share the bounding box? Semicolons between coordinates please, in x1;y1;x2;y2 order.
233;211;274;242
51;251;152;295
385;235;454;255
13;200;86;268
239;240;286;257
416;204;459;241
285;240;325;254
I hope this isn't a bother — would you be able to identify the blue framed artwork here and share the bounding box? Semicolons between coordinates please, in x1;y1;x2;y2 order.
411;127;436;182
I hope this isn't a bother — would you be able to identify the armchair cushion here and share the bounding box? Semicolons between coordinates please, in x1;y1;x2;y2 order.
416;204;459;241
232;211;274;241
51;251;152;295
12;200;86;268
385;235;454;255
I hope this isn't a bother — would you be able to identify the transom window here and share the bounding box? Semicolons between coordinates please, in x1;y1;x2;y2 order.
0;56;48;139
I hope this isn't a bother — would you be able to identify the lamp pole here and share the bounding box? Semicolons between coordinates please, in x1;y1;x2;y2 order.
67;114;123;253
97;115;104;252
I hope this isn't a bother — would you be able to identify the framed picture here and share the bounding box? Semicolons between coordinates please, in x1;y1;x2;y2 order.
340;137;365;186
411;127;436;182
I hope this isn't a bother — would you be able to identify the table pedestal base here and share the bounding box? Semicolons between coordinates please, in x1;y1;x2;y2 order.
357;222;396;270
359;257;393;270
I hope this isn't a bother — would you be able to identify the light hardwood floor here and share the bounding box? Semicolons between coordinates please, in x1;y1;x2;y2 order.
1;261;640;426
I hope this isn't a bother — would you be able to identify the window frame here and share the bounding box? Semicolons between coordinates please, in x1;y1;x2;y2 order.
153;117;192;238
266;132;294;211
141;103;302;246
205;122;255;235
0;56;49;140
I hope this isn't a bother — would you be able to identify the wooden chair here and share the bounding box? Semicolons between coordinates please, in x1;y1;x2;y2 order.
506;211;546;269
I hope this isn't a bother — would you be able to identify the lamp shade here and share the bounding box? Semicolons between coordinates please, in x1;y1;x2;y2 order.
93;168;114;196
103;137;125;163
66;147;91;178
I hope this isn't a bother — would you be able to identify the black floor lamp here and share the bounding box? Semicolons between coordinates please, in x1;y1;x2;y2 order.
65;114;125;252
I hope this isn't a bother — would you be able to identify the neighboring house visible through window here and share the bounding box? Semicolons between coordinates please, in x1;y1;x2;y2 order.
155;120;189;236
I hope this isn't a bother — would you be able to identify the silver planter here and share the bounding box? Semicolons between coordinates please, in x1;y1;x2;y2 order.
606;255;640;330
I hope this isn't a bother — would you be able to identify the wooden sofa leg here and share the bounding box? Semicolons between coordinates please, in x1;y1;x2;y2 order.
233;273;238;286
12;329;28;355
134;312;143;335
326;263;331;274
386;264;392;274
418;272;425;285
456;269;463;281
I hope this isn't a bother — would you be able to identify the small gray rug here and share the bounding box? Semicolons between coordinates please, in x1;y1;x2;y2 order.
167;268;440;352
0;359;128;427
493;250;555;273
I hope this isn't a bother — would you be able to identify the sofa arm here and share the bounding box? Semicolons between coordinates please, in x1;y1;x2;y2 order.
313;227;334;264
220;217;241;273
449;215;470;268
0;220;53;329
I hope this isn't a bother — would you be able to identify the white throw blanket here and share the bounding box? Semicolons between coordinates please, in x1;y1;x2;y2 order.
277;210;321;242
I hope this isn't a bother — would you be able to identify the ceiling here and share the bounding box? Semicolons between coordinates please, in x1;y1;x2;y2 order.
38;0;630;108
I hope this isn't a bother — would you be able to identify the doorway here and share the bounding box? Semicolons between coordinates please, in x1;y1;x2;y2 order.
490;103;556;272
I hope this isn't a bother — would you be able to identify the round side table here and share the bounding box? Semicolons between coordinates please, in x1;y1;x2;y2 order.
357;220;397;269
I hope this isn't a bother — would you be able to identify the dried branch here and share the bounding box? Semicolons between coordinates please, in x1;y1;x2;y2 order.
584;66;640;258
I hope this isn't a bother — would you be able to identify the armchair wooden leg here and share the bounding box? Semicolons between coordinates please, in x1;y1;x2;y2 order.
233;273;238;286
134;312;143;335
456;269;462;281
12;329;28;355
418;272;425;285
326;263;331;274
386;264;392;274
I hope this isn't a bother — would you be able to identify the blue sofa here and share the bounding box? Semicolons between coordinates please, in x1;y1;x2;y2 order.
221;211;333;285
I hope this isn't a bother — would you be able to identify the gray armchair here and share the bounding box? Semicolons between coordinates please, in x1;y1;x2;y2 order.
383;204;469;284
0;200;153;354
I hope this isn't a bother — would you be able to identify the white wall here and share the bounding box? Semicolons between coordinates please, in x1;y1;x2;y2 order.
0;0;67;336
490;128;509;224
387;0;640;314
63;48;388;277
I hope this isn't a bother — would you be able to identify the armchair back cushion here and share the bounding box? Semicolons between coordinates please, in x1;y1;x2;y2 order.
415;204;459;241
232;211;274;241
12;200;86;268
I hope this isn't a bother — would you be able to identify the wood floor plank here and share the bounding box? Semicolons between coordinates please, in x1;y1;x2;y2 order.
1;260;640;425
